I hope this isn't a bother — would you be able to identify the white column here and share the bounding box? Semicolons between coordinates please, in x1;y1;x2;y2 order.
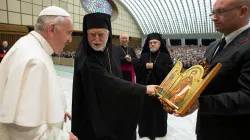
166;38;171;46
141;37;146;47
181;38;185;46
198;38;202;46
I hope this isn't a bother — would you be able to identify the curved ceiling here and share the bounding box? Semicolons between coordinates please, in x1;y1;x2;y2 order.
119;0;216;35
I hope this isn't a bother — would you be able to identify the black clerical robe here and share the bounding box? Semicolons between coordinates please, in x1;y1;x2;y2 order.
0;46;9;62
0;46;10;54
72;47;146;140
134;51;173;138
117;45;137;82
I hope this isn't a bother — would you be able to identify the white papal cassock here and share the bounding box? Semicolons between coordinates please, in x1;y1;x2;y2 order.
0;31;69;139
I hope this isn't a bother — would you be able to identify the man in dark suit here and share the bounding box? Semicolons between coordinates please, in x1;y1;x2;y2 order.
161;0;250;140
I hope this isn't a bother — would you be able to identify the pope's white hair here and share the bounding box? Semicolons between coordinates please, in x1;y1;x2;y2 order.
34;15;65;32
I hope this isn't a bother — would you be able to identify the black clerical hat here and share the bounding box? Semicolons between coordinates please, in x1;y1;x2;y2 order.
84;13;111;30
147;33;162;42
142;32;169;54
82;13;112;49
75;12;113;69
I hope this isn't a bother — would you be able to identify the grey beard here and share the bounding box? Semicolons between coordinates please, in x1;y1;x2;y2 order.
90;40;108;52
91;45;106;51
150;48;157;52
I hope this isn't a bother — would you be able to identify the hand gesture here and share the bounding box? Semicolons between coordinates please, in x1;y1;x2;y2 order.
64;112;72;123
159;97;199;117
125;55;132;62
174;100;199;117
158;97;176;114
146;63;153;69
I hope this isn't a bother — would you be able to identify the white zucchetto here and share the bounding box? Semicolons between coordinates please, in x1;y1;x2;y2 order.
39;6;71;17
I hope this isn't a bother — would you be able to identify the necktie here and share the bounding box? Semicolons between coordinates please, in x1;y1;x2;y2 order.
213;37;226;58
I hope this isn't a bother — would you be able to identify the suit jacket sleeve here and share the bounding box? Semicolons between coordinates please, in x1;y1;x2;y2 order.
199;48;250;115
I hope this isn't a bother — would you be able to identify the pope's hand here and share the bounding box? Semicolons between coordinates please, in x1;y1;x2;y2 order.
64;112;72;123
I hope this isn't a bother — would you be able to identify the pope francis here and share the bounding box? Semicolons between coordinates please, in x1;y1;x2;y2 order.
0;6;77;140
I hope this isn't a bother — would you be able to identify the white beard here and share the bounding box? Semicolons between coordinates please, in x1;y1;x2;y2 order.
91;45;106;51
150;47;157;52
90;40;108;52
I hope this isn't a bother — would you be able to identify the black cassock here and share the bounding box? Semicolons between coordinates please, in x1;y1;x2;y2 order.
134;50;173;138
0;46;10;54
71;46;146;140
117;45;138;82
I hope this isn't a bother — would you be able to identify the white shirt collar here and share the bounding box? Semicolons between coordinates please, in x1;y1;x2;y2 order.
224;24;250;46
30;31;54;55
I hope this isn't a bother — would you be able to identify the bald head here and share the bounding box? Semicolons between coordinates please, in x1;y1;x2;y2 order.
239;0;250;7
212;0;250;35
214;0;250;15
237;0;250;16
2;41;8;47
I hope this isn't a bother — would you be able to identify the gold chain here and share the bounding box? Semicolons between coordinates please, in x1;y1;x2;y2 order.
150;50;160;64
121;46;128;55
107;48;112;74
95;48;112;74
